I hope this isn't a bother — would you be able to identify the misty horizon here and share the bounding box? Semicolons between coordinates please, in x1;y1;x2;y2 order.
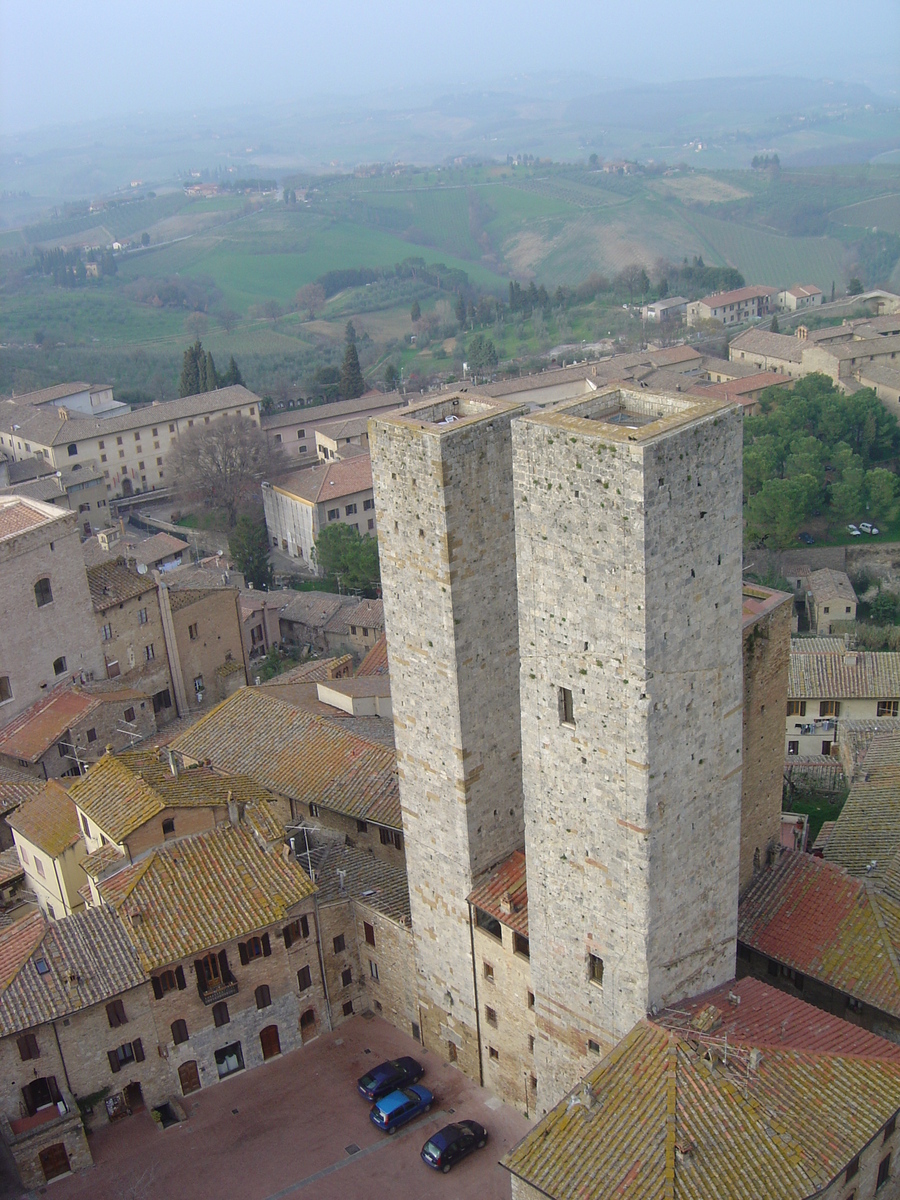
2;0;899;140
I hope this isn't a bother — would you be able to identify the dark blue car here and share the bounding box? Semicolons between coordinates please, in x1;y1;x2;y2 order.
369;1084;433;1134
422;1120;488;1172
357;1056;424;1101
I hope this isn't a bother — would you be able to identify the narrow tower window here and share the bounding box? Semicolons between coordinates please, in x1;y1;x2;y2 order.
558;686;575;727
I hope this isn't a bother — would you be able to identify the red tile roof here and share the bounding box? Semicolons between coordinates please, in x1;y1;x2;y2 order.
659;976;900;1059
737;851;900;1018
0;911;46;990
272;455;373;504
0;687;97;763
0;497;63;540
357;636;389;677
468;849;528;937
7;781;81;857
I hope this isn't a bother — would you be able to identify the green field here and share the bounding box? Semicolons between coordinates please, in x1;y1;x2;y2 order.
679;212;849;292
3;161;900;400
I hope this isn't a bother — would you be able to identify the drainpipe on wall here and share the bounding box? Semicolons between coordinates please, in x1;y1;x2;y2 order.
467;902;484;1088
157;583;188;717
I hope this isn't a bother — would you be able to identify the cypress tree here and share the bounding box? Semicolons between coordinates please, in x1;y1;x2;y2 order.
223;355;244;387
179;340;202;398
340;342;365;400
205;351;218;391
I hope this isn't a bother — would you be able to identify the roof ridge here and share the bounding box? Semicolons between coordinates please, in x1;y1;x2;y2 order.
664;1035;677;1200
867;888;900;994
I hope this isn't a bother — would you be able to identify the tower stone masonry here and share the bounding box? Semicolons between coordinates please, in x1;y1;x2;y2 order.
369;393;527;1080
512;387;744;1109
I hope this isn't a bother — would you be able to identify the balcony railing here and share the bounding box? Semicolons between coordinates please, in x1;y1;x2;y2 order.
200;980;238;1006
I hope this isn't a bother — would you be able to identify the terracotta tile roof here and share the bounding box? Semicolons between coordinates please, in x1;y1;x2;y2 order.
68;749;277;844
0;912;47;990
729;328;803;362
0;496;65;541
325;715;395;749
804;567;857;606
314;842;411;924
7;781;81;857
0;779;44;817
99;818;315;970
271;454;373;505
826;333;900;361
168;585;233;613
468;850;528;937
699;285;778;307
0;906;146;1035
789;648;900;699
824;728;900;887
357;636;389;677
791;636;845;653
170;688;401;829
323;598;384;636
279;592;347;630
0;686;98;763
738;851;900;1018
87;558;157;611
0;848;24;888
0;385;261;448
5;382;92;407
262;656;354;685
690;371;791;405
660;976;900;1059
127;532;189;566
503;1007;900;1200
260;392;402;431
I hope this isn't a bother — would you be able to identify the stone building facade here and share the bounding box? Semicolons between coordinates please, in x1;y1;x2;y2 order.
158;584;246;716
370;394;528;1082
513;388;744;1109
0;498;104;723
740;585;792;891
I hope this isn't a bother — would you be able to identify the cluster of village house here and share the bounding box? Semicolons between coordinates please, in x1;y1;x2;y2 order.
0;290;900;1195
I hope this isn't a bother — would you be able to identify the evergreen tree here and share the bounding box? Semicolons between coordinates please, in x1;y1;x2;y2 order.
384;363;399;391
222;355;244;387
770;314;779;333
345;320;357;344
340;342;365;400
179;340;203;398
455;294;467;325
228;516;273;590
410;299;421;322
205;351;218;391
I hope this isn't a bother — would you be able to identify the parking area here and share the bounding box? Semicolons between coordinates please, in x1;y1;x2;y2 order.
33;1016;532;1200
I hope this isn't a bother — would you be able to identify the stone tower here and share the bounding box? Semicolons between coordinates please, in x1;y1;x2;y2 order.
369;392;528;1079
512;386;744;1108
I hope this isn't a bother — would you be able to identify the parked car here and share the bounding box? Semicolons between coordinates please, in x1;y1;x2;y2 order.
859;522;880;535
370;1085;433;1134
847;524;862;536
798;532;815;545
357;1057;424;1102
422;1121;488;1173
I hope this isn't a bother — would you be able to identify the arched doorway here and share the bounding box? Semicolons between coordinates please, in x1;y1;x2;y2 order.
299;1009;317;1044
121;477;134;497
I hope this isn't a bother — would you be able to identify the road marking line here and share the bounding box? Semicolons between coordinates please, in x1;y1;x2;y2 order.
261;1109;446;1198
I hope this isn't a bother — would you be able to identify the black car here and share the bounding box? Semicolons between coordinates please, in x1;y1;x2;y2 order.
357;1056;424;1101
798;531;815;545
421;1120;488;1173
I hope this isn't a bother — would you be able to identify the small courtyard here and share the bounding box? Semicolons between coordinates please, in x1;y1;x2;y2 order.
17;1017;531;1200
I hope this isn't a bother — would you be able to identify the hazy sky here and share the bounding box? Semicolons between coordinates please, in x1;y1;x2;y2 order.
2;0;898;136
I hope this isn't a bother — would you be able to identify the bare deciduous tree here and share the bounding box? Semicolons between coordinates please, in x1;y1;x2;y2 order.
295;283;326;320
169;415;284;527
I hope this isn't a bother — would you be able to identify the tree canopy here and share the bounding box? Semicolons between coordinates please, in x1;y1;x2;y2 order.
466;333;498;373
178;340;244;397
313;523;380;594
169;415;283;527
743;374;900;546
340;341;365;400
228;515;273;589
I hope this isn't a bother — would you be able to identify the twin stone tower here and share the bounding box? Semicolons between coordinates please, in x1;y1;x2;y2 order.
370;386;743;1110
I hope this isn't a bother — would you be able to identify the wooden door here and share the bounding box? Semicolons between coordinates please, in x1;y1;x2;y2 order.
178;1060;201;1096
39;1143;70;1181
260;1025;281;1060
299;1009;317;1044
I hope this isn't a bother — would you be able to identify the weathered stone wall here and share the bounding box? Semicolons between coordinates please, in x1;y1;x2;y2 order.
145;906;325;1095
93;583;174;715
370;396;527;1082
740;594;792;892
351;903;417;1033
0;508;104;723
472;921;537;1116
514;395;744;1110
